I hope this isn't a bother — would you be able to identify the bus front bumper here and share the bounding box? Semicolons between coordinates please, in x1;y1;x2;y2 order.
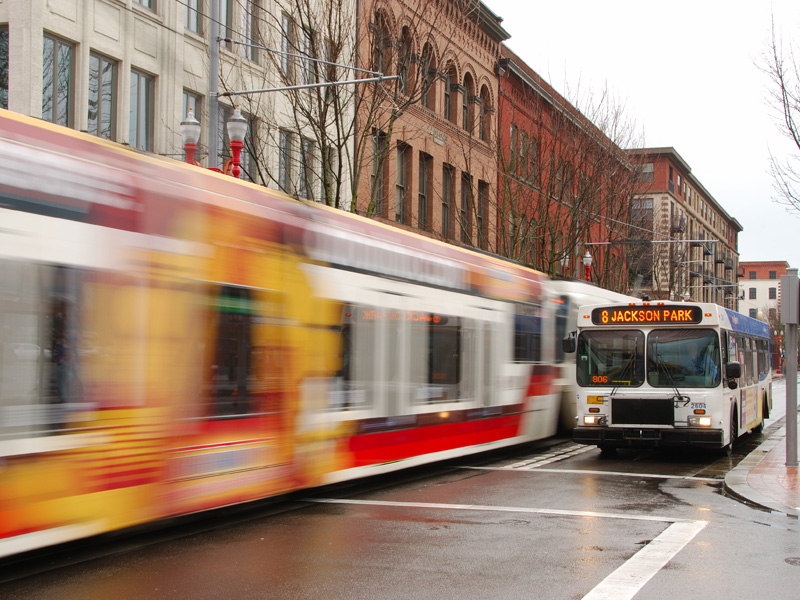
573;426;724;449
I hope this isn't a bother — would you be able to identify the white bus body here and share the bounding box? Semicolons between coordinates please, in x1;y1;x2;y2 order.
568;302;772;452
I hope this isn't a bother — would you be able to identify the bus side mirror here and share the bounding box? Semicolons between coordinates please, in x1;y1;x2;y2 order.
562;331;576;354
725;361;741;379
725;361;741;388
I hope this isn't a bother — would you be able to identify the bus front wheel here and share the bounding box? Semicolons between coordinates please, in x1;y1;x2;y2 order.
724;408;738;457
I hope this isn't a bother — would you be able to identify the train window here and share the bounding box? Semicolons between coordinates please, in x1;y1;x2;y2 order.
428;316;461;385
329;304;375;411
410;313;462;402
514;303;542;363
0;262;87;440
205;286;256;417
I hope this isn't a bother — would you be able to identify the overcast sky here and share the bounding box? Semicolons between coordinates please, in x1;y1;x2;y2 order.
487;0;800;268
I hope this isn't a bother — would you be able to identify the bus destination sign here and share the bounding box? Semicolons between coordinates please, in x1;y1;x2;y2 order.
591;305;703;325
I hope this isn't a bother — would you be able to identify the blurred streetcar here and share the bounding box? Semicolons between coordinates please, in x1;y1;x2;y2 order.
549;280;639;431
0;110;561;558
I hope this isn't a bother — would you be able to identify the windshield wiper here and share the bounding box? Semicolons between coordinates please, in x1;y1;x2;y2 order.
609;351;635;398
653;343;689;405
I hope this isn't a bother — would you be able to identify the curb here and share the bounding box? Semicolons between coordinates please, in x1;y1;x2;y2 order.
722;417;800;518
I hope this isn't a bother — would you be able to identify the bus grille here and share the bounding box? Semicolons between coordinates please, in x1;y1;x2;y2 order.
611;398;673;426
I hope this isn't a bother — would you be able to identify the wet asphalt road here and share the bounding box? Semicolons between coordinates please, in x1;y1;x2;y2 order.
1;382;799;599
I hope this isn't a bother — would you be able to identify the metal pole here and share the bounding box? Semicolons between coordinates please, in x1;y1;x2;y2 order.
781;268;798;467
208;0;220;170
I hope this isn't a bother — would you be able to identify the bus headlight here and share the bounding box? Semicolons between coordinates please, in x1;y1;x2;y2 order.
583;415;607;426
688;416;712;427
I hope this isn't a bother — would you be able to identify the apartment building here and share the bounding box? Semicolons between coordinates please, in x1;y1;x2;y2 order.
629;147;741;308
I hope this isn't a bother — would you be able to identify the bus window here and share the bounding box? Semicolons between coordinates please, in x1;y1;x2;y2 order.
647;329;720;388
576;330;645;387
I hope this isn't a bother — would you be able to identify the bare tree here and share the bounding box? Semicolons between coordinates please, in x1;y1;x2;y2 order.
495;69;643;293
216;0;464;215
764;18;800;212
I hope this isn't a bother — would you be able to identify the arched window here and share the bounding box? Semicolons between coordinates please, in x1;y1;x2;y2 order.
479;85;491;141
444;64;457;123
397;27;413;96
372;13;392;75
420;43;436;110
462;73;474;133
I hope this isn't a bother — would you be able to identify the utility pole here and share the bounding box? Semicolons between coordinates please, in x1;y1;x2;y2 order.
781;268;798;467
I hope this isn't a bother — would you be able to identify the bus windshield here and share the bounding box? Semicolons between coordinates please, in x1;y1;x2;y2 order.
576;328;722;389
647;329;720;388
576;330;645;387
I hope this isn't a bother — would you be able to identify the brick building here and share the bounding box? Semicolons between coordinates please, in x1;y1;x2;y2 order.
629;148;741;308
355;0;509;251
496;45;634;289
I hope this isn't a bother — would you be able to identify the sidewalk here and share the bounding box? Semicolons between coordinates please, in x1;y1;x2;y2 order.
723;413;800;517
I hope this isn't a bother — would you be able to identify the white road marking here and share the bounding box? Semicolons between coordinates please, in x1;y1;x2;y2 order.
506;444;595;468
307;498;707;600
581;520;707;600
468;466;719;483
307;497;698;524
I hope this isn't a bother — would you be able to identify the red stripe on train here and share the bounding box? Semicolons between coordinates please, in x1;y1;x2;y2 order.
347;414;522;467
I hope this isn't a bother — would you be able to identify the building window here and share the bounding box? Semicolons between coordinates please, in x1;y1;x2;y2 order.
182;89;202;160
243;0;260;62
185;0;201;33
280;13;295;82
88;53;117;140
418;152;431;231
462;74;474;132
442;164;455;238
460;173;471;244
1;26;8;110
749;288;757;300
220;0;233;49
183;89;202;123
129;69;154;151
279;129;293;192
769;287;777;300
397;27;412;96
749;271;756;280
639;162;654;182
421;44;435;111
749;308;758;318
299;136;315;200
477;181;489;249
371;129;388;217
300;27;315;85
444;67;458;123
769;270;777;279
769;308;777;321
133;0;155;9
479;85;490;142
42;34;75;128
396;143;409;225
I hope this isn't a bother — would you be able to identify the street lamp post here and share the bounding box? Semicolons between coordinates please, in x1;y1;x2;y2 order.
582;251;593;282
225;106;248;179
180;108;201;165
560;254;570;278
179;106;247;178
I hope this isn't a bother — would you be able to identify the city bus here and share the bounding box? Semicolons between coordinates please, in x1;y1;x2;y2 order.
563;302;772;454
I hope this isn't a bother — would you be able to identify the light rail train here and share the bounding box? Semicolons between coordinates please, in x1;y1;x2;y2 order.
0;110;587;558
